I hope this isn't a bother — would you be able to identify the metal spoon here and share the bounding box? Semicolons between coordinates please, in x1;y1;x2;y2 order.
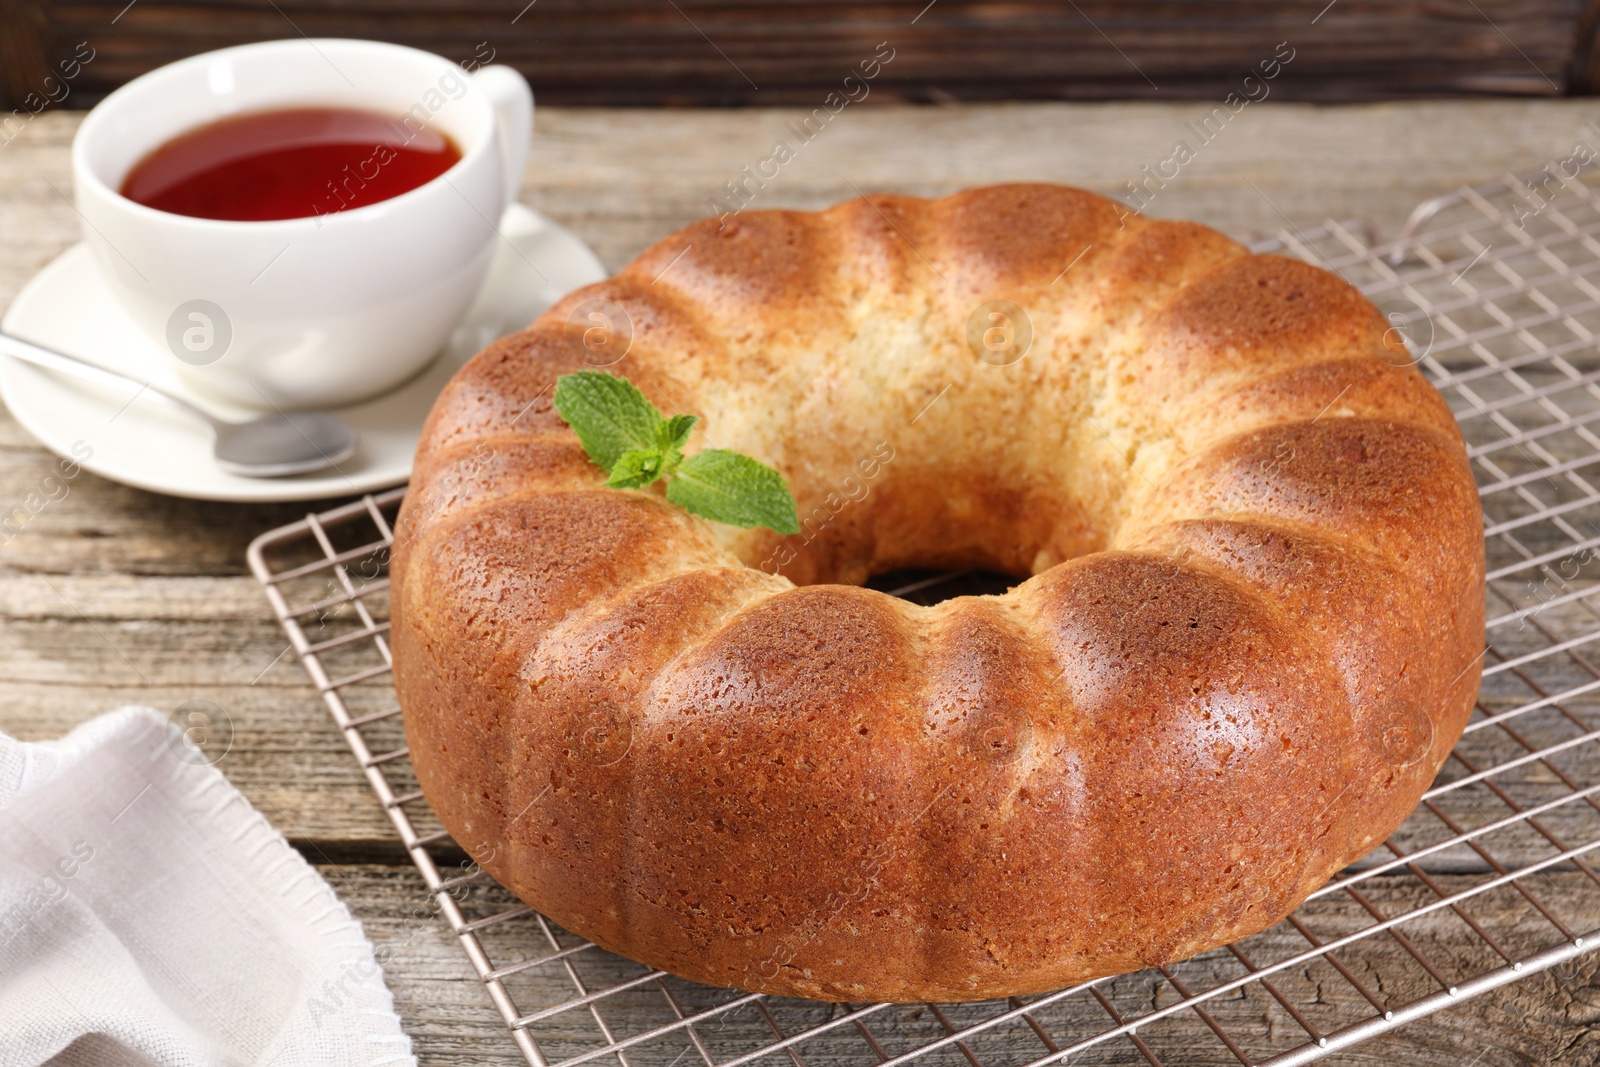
0;330;358;478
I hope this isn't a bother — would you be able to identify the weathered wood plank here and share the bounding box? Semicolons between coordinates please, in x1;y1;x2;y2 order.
0;0;52;109
12;0;1589;107
329;863;1600;1067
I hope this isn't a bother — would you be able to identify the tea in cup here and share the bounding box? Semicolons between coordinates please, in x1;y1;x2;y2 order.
72;39;533;409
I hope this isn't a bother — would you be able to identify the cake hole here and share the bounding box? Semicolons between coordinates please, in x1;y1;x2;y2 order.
867;568;1016;606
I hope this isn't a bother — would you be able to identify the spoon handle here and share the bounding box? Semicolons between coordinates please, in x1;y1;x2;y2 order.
0;329;218;430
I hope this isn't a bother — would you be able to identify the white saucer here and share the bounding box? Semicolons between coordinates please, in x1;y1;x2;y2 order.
0;204;607;502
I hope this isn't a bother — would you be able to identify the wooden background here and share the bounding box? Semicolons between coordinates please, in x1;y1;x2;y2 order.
7;0;1600;109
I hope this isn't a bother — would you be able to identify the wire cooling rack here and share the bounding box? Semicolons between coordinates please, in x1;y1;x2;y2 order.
248;170;1600;1065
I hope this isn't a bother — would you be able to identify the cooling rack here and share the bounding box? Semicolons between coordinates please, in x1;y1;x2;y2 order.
248;169;1600;1066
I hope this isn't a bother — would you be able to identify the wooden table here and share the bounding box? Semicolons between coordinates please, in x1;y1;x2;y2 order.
5;100;1600;1065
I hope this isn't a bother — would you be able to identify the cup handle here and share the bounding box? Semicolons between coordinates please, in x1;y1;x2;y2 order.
471;65;534;212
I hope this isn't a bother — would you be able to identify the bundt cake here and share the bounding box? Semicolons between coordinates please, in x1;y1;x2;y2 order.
391;183;1485;1002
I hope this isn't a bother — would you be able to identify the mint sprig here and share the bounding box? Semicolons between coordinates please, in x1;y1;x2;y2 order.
552;371;800;535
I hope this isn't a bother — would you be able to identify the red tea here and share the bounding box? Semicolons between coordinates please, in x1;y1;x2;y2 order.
121;107;462;222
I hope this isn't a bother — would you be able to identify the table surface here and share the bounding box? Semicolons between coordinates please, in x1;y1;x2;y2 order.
5;100;1600;1066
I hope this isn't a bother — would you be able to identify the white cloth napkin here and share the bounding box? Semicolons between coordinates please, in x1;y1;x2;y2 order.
0;706;416;1067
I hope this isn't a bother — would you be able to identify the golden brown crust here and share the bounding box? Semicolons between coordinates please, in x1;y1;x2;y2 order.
926;184;1124;297
392;183;1485;1002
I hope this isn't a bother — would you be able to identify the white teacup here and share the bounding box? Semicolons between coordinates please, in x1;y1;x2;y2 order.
72;39;533;409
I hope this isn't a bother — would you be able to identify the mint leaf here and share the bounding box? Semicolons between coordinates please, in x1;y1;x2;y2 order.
553;370;662;473
554;371;799;533
667;450;800;534
658;413;697;455
607;448;666;489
